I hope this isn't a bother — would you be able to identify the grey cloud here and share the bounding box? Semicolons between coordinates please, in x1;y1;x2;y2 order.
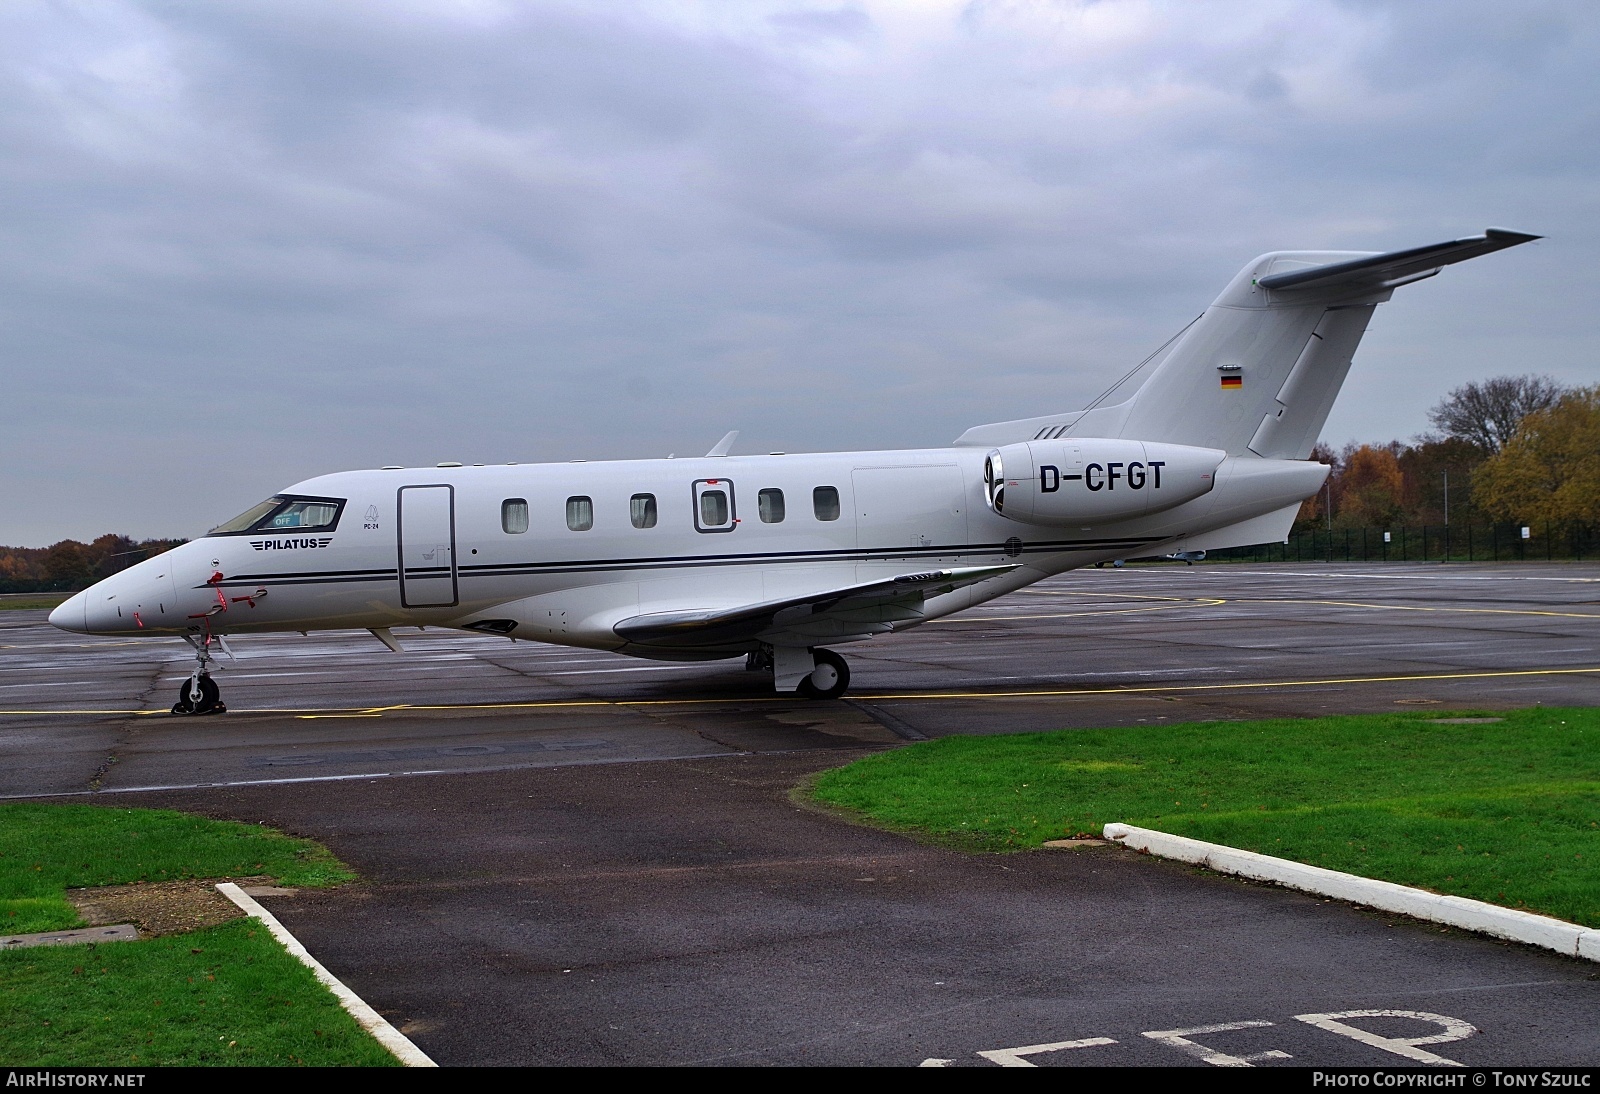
1;0;1595;545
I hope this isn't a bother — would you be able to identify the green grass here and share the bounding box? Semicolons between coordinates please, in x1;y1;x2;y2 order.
809;706;1600;927
0;804;389;1066
0;919;398;1066
0;594;71;611
1;803;354;934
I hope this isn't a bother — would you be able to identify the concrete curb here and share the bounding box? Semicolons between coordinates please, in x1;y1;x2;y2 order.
0;924;139;949
1102;823;1600;962
216;883;437;1067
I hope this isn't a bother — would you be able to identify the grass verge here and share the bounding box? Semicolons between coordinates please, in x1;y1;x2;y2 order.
1;803;354;934
1;804;390;1066
808;706;1600;927
1;919;398;1066
0;594;71;611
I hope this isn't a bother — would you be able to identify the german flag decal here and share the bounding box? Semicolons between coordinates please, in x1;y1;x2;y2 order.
1220;374;1243;390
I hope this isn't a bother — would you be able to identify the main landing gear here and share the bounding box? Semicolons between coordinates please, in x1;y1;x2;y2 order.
751;645;851;700
797;648;850;700
172;633;227;716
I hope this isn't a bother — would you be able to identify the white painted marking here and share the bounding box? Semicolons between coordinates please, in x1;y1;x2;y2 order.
215;882;436;1067
164;663;473;682
1186;569;1600;584
917;1058;955;1067
1141;1021;1290;1067
0;749;744;798
1294;1010;1476;1067
543;665;705;676
216;670;363;680
977;1037;1118;1067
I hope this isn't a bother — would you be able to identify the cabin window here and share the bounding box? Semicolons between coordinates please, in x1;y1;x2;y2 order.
700;490;728;526
501;498;529;534
692;478;736;532
566;496;594;532
630;493;658;529
758;488;785;524
813;486;840;521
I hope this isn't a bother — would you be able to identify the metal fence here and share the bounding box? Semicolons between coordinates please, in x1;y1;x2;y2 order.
1209;522;1600;564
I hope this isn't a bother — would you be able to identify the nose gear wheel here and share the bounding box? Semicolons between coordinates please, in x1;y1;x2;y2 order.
172;673;225;715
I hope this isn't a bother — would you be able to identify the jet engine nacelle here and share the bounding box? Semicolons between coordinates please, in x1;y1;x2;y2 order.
983;438;1226;525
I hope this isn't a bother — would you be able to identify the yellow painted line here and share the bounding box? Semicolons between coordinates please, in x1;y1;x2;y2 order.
865;665;1600;700
935;597;1226;622
5;665;1600;718
0;640;177;651
1237;597;1600;621
948;593;1600;622
1027;590;1209;602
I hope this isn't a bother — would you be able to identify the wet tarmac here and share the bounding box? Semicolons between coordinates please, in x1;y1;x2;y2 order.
3;562;1598;1065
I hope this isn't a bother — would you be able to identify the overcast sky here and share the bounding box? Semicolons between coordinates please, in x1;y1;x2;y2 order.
2;0;1595;546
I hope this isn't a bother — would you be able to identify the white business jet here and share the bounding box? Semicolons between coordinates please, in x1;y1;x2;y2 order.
51;229;1537;714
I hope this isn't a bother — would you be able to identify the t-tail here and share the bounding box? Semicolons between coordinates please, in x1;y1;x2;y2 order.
956;228;1540;455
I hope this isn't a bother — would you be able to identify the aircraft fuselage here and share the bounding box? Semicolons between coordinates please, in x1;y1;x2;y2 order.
49;444;1322;657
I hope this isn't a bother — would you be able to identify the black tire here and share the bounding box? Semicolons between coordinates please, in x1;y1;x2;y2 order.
171;674;224;715
795;648;850;700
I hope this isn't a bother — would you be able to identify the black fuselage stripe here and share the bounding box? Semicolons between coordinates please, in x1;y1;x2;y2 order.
216;538;1162;588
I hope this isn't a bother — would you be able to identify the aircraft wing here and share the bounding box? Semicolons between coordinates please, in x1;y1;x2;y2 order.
1257;228;1540;293
613;565;1017;650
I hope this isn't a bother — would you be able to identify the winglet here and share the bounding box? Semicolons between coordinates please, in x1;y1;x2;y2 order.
1256;228;1541;293
705;431;739;457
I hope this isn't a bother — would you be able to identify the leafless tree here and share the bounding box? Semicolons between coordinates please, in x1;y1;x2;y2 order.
1426;374;1569;452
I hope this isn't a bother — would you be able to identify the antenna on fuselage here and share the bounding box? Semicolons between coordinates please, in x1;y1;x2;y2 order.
705;431;739;457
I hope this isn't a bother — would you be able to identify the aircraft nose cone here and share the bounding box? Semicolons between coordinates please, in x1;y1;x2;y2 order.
48;591;88;633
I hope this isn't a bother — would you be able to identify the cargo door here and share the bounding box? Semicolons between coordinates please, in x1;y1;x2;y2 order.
852;465;967;551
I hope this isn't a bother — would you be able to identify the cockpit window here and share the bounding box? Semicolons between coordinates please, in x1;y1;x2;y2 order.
210;498;285;534
265;500;341;530
207;495;346;536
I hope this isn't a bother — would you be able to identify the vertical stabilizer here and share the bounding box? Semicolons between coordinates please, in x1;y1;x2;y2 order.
954;230;1539;454
1114;229;1539;456
1113;261;1370;457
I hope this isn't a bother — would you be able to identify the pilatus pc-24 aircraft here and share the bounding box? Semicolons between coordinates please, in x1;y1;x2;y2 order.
52;229;1538;714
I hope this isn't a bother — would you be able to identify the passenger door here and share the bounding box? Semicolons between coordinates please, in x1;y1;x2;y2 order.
397;485;458;608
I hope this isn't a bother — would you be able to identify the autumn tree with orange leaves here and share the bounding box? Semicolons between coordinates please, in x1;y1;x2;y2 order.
1474;386;1600;525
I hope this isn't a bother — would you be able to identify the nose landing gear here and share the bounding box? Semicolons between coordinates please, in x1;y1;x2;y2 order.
172;632;227;716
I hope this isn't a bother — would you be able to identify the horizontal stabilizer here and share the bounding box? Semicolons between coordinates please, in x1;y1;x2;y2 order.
614;565;1016;649
1257;228;1540;293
